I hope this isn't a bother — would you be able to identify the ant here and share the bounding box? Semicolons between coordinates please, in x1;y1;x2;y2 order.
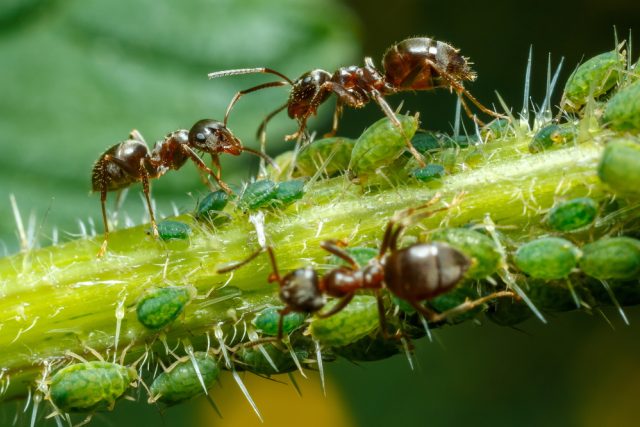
217;195;516;340
92;121;272;257
208;37;507;167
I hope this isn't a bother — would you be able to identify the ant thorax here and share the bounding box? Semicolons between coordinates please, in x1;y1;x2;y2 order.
149;130;190;174
287;69;332;119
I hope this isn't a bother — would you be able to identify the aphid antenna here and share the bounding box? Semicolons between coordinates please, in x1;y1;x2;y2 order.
314;339;326;396
599;279;629;325
482;215;547;324
519;45;533;130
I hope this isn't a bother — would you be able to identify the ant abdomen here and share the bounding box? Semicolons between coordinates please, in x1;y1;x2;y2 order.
91;139;150;192
383;242;471;301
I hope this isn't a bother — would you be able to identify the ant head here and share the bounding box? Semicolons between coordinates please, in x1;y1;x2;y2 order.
279;267;326;313
188;119;243;156
287;69;332;119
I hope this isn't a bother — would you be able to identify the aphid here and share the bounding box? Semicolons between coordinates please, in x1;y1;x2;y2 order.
428;286;483;324
296;137;356;176
92;125;246;256
602;80;640;131
579;237;640;280
546;197;598;232
430;227;502;279
560;47;626;112
149;352;220;404
528;123;578;153
410;164;445;183
598;138;640;195
309;295;379;347
481;118;514;141
514;237;581;280
270;179;305;206
151;220;192;241
48;361;137;413
527;279;592;312
332;333;402;362
253;306;306;336
195;190;230;223
235;342;310;376
208;37;505;166
136;286;191;330
239;180;278;210
218;196;515;339
349;114;419;175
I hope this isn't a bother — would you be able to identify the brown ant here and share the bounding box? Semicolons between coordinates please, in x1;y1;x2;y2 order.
92;121;272;257
218;195;516;339
208;37;506;167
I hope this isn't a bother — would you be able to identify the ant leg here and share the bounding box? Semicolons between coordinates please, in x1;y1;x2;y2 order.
180;145;233;194
315;293;354;318
128;129;145;143
97;160;110;258
370;90;426;167
324;101;343;138
223;81;290;127
284;116;310;142
138;160;158;238
276;306;292;341
320;239;359;269
430;290;516;323
458;95;486;127
375;290;403;340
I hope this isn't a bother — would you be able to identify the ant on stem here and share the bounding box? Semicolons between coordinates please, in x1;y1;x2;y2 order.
217;194;516;340
208;37;507;167
92;120;274;257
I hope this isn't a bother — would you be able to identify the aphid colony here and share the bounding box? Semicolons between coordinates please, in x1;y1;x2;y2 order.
48;37;640;423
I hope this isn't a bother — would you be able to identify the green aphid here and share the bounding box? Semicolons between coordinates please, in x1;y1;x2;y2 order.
253;306;306;336
442;134;476;148
333;333;400;362
579;237;640;280
195;190;230;222
309;295;379;347
514;237;581;279
49;361;137;413
270;180;305;206
561;49;626;112
527;280;588;312
350;114;419;176
136;286;190;330
547;197;598;232
485;298;532;326
235;343;310;376
529;123;578;153
438;148;459;172
149;352;220;404
153;220;191;241
266;150;296;181
239;180;278;210
598;138;640;195
603;80;640;131
328;246;378;268
481;118;514;141
296;137;355;176
428;286;482;323
410;131;443;155
431;228;502;279
410;164;445;182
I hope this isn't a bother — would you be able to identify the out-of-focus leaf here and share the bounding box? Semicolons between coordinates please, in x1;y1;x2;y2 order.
0;0;359;254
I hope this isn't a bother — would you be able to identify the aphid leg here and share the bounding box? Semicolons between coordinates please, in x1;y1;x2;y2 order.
138;160;158;238
320;239;359;269
179;145;233;194
223;81;290;127
430;290;516;323
370;90;426;167
315;294;354;319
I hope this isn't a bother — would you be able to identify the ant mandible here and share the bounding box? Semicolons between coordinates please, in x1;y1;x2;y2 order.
217;194;516;340
208;37;507;167
92;121;263;257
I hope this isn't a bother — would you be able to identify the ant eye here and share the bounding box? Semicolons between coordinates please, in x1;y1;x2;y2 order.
196;132;206;142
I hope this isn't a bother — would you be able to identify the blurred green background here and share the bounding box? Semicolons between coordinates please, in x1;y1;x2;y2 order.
1;0;639;425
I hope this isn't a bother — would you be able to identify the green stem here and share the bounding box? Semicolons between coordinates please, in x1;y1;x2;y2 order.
0;132;609;401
